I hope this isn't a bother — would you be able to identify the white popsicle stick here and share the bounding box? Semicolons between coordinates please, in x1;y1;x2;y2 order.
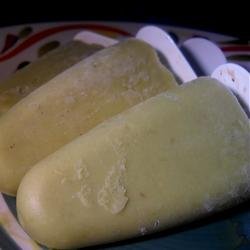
136;26;197;83
212;63;250;112
181;38;227;75
74;31;118;47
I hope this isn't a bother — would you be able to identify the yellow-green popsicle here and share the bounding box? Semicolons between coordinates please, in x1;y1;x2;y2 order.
0;39;177;195
17;78;250;249
0;41;101;115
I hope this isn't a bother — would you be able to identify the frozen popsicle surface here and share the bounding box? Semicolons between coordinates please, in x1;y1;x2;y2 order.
0;39;177;195
0;41;101;115
17;78;250;249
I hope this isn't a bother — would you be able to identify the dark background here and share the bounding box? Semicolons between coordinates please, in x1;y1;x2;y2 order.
0;2;249;40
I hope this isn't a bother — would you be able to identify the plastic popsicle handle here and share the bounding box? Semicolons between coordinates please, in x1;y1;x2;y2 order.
136;25;197;83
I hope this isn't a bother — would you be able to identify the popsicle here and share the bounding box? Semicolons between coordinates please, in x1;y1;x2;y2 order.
0;41;101;115
0;39;177;195
17;78;250;249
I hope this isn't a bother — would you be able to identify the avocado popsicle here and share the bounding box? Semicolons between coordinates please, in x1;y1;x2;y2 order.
0;39;177;195
17;77;250;249
0;41;101;115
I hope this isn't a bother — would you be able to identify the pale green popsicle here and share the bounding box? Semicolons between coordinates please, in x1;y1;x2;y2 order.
0;39;177;195
0;41;101;115
17;78;250;249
